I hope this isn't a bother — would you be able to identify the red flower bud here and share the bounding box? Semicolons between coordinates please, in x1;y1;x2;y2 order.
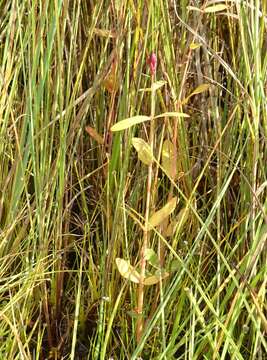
148;52;157;76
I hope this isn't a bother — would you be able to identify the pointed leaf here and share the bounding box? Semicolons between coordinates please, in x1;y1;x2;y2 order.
139;80;167;92
115;258;141;284
187;6;202;12
187;4;227;13
143;276;162;285
143;270;169;285
132;137;153;165
151;80;167;91
203;4;228;13
148;197;177;230
155;112;189;119
189;83;210;96
111;115;150;132
182;84;210;104
162;140;177;180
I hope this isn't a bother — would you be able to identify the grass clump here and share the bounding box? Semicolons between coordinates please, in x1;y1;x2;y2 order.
0;1;266;359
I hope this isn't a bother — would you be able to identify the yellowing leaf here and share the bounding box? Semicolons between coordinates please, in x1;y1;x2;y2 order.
203;4;228;13
187;6;203;12
190;42;201;50
85;126;104;145
139;80;167;93
115;258;141;284
162;140;177;180
132;137;153;165
182;84;210;105
93;28;116;38
148;197;177;230
189;83;210;96
111;115;150;132
187;4;227;13
151;80;167;91
154;112;190;119
143;271;169;285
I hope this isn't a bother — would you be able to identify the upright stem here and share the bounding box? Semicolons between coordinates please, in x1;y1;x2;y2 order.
136;73;156;343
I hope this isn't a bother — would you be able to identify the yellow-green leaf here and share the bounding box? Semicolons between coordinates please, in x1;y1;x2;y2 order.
148;197;177;230
203;4;228;13
144;248;160;268
182;84;210;104
151;80;167;91
139;80;167;92
115;258;141;284
162;140;177;180
187;4;227;13
187;6;202;12
132;137;153;165
190;42;201;50
154;112;190;119
189;83;210;96
143;271;169;285
111;115;150;132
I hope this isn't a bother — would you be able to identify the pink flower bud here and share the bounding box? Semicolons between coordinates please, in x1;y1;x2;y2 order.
148;52;157;76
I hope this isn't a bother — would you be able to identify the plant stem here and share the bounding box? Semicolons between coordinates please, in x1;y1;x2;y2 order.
136;73;156;343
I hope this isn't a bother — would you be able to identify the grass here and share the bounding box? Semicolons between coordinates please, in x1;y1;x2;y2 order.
0;0;266;359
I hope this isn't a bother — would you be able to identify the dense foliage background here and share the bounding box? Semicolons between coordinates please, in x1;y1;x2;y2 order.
0;1;266;359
